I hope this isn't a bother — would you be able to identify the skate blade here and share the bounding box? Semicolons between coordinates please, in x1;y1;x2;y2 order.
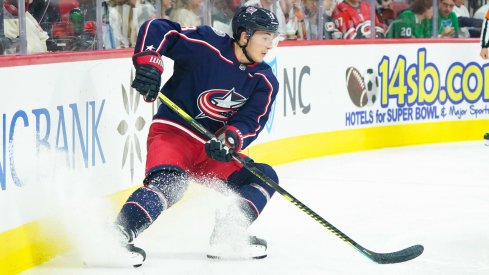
129;251;145;267
206;243;267;260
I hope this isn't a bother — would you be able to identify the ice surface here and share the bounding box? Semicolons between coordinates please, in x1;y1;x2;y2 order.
21;141;489;275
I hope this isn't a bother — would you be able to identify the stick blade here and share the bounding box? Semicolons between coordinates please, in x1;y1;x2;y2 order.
365;244;424;264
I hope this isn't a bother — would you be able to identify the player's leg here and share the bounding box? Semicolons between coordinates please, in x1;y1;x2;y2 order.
114;122;199;266
114;166;188;267
115;166;189;242
224;162;278;223
206;159;278;259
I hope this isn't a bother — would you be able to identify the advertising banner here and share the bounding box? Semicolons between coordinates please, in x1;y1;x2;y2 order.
1;42;487;233
257;43;489;144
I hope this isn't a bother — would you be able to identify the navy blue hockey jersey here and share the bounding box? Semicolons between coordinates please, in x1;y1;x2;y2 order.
134;19;279;150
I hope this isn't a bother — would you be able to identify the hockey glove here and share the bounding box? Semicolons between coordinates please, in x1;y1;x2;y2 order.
131;51;164;102
205;126;243;162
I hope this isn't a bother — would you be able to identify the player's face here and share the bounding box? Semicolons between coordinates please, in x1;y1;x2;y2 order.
246;31;278;63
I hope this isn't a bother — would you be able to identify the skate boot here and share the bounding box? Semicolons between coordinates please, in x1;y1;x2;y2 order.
115;225;146;267
206;203;267;260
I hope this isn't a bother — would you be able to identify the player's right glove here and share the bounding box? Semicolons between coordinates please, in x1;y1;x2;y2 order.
131;51;164;102
205;125;243;162
205;138;233;162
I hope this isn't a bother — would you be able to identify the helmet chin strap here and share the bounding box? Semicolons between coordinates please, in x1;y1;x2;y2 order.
236;33;255;64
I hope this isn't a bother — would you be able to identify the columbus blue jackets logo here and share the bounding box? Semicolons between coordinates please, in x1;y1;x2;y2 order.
246;7;257;14
196;88;247;121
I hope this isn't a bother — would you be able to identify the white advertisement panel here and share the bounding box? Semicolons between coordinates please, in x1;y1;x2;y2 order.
0;41;487;232
257;42;489;144
0;58;156;231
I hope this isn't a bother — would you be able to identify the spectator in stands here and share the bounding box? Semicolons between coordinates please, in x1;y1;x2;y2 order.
3;0;49;53
170;0;203;26
244;0;287;39
377;0;396;26
211;0;238;35
302;0;341;39
437;0;459;37
108;0;137;48
386;0;433;38
284;0;306;39
332;0;386;39
323;0;336;15
322;0;341;39
27;0;99;51
453;0;469;16
301;0;316;39
134;0;157;28
474;4;488;20
28;0;61;36
453;0;482;37
160;0;173;18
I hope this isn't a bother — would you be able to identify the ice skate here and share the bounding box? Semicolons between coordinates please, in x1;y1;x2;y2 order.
115;225;146;267
206;204;267;260
124;243;146;267
207;233;267;260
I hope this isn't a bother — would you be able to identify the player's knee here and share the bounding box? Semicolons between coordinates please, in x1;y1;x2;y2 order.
254;163;278;182
144;167;189;208
232;163;279;221
252;163;278;196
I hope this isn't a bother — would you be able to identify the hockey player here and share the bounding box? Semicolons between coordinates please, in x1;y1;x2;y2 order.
114;6;280;266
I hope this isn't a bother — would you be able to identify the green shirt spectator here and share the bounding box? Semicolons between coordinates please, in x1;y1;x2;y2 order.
387;10;433;38
438;12;459;33
437;0;459;37
386;0;434;38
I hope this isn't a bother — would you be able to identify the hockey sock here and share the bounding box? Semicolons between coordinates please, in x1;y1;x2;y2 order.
116;186;166;240
116;168;188;239
228;163;278;220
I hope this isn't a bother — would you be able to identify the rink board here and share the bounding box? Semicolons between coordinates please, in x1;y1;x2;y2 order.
0;40;488;274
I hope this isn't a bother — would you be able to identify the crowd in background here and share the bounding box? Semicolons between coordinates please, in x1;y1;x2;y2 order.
0;0;487;54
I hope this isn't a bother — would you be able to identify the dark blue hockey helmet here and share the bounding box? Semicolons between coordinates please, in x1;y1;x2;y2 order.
232;6;279;41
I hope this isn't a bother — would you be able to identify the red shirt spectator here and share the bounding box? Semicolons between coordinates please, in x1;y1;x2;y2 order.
333;0;385;39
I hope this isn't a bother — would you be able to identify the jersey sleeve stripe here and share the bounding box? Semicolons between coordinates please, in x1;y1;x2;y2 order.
156;31;234;65
242;72;274;139
139;19;157;53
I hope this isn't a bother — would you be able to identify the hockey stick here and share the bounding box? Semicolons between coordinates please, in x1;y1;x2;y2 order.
157;92;424;264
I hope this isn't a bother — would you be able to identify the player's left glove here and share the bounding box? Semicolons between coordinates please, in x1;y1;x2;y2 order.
131;51;164;102
205;125;243;162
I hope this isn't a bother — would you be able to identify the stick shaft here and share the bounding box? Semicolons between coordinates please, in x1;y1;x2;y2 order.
157;92;423;264
158;93;361;246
